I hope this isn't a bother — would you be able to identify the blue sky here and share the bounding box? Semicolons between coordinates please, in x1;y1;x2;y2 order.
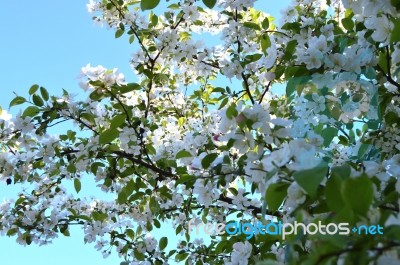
0;1;289;264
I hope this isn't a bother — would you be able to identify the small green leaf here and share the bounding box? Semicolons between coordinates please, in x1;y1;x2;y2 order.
321;127;337;147
141;0;160;10
29;84;39;95
202;0;217;8
243;22;261;30
110;114;126;128
201;153;219;168
40;87;49;101
115;29;124;38
149;196;159;213
159;237;168;250
32;94;44;107
120;83;141;94
6;228;18;236
341;17;354;31
175;253;189;262
67;164;76;173
9;96;26;108
358;144;371;159
125;180;135;197
118;190;128;204
218;97;229;110
126;229;135;240
266;182;289;212
154;218;161;228
150;13;158;27
175;174;195;186
260;34;271;54
226;104;238;119
99;128;119;144
391;18;400;43
92;211;108;222
244;53;263;64
261;17;269;29
378;51;388;74
293;163;328;198
176;150;192;159
129;35;135;44
22;106;40;117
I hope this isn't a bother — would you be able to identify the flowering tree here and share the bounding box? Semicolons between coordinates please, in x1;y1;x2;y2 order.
1;0;400;264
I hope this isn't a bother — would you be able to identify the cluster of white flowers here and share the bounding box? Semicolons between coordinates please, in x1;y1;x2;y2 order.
225;241;252;265
79;64;126;91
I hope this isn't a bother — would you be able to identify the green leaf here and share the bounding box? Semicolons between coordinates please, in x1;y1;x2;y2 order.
118;189;128;204
141;0;160;10
149;196;159;213
29;84;39;95
286;77;306;97
22;106;40;117
129;35;135;44
99;128;119;144
62;228;70;236
342;175;373;216
126;229;135;240
244;53;263;64
175;253;189;262
32;94;44;107
40;87;49;101
261;17;269;29
391;18;400;43
293;163;328;198
321;127;337;147
176;150;192;159
358;144;371;159
9;96;26;108
226;104;238;119
260;34;271;55
115;29;124;38
378;51;388;74
331;164;351;179
175;174;195;186
265;182;289;212
120;83;141;94
67;164;76;173
201;153;218;168
243;22;261;30
341;18;354;31
134;249;146;261
6;228;18;236
202;0;217;8
325;174;345;213
125;180;135;197
150;13;158;27
110;114;126;128
24;233;32;245
159;237;168;250
212;87;225;93
92;211;108;222
218;97;229;110
154;218;161;228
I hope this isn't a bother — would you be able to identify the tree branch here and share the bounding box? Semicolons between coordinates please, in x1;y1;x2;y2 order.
258;81;272;103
